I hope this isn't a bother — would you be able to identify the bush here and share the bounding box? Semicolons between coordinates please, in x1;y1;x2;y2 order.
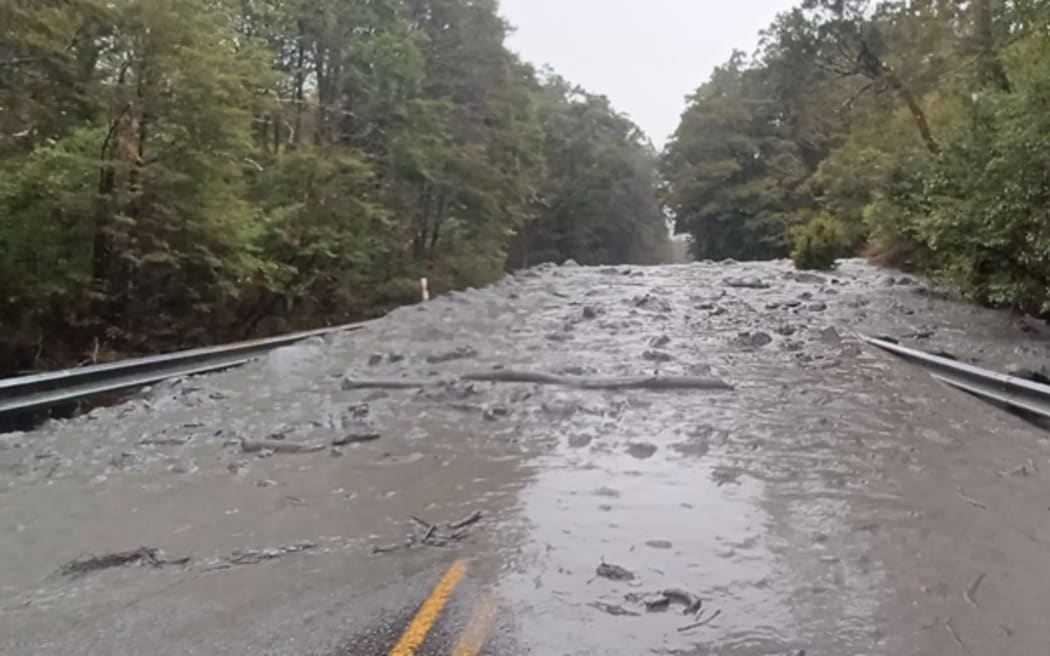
791;213;851;271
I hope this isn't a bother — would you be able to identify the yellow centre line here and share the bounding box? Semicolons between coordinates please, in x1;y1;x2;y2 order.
388;559;468;656
452;593;498;656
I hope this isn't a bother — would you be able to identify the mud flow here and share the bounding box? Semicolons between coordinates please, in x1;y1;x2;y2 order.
2;260;1049;655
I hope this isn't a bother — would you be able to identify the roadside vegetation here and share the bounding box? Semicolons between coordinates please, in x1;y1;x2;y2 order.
6;0;1050;375
0;0;670;375
663;0;1050;308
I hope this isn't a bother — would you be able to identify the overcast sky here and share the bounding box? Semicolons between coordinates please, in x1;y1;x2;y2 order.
499;0;799;147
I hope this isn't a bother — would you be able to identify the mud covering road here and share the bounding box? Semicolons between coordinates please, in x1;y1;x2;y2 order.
2;259;1050;656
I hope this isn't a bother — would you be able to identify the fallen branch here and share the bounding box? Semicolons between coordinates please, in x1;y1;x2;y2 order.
678;609;722;632
957;487;989;510
373;511;486;555
964;573;986;609
448;511;484;530
945;617;974;656
343;372;735;393
462;371;734;391
342;379;430;391
240;438;325;454
58;546;189;577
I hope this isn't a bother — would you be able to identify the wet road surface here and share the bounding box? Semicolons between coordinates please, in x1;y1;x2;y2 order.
3;259;1050;655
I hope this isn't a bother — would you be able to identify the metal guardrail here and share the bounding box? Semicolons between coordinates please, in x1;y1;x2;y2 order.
0;323;365;415
858;334;1050;420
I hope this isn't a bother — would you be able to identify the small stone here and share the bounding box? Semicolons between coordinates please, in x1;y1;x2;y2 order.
582;306;599;320
793;272;826;284
808;302;828;312
775;325;797;337
368;354;383;366
819;327;841;344
724;277;771;290
426;346;478;364
387;352;405;364
645;540;673;550
633;295;673;313
643;350;674;363
650;335;672;348
734;331;773;349
626;443;658;460
483;405;511;422
255;479;277;488
568;434;593;449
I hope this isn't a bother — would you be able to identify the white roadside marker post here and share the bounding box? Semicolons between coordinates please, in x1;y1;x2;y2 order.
421;277;430;302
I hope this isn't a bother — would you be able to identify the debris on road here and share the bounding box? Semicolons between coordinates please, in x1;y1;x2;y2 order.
448;510;484;530
965;573;987;609
957;487;989;510
332;421;382;446
426;346;478;364
624;588;704;615
240;438;325;454
372;510;485;555
58;546;190;577
588;601;641;617
626;443;658;460
661;588;704;615
724;277;771;290
596;561;636;582
341;378;431;391
207;542;318;570
678;609;722;632
463;370;734;391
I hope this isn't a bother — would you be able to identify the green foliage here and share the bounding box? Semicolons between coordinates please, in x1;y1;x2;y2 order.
0;0;669;374
791;213;849;271
664;0;1050;314
510;74;670;268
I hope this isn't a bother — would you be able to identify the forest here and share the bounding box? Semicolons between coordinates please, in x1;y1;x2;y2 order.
0;0;670;374
6;0;1050;376
663;0;1050;312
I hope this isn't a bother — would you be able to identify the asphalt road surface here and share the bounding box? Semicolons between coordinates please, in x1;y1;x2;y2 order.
3;260;1050;655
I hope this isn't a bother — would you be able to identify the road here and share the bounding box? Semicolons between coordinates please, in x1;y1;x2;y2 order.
2;260;1050;655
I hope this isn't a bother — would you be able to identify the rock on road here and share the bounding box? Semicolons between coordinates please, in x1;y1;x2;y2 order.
2;260;1050;656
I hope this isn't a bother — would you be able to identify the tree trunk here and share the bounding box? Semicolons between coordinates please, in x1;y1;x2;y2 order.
973;0;1011;92
885;72;941;155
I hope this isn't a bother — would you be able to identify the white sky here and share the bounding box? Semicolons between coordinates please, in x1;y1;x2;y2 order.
499;0;800;147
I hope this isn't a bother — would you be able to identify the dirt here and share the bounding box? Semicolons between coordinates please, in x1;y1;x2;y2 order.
2;259;1050;655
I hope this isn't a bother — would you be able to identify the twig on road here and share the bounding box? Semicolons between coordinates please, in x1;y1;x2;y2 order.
448;510;484;530
964;573;986;609
373;510;486;555
678;609;722;632
957;487;989;510
945;617;975;656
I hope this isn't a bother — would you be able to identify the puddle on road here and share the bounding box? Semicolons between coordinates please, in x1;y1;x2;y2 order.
3;260;1050;655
